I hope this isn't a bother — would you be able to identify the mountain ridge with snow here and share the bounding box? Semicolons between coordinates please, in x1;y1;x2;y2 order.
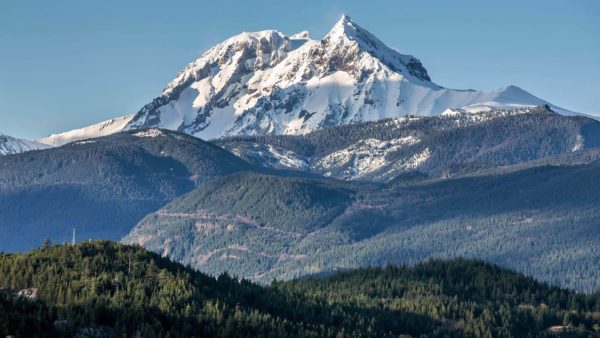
0;132;50;155
216;105;600;181
35;15;575;147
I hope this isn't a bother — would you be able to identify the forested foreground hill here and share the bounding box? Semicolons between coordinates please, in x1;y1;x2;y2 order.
1;242;599;337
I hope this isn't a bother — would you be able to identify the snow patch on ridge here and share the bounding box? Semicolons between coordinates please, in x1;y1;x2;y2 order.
38;114;135;146
73;140;96;145
133;129;168;138
572;134;584;152
316;136;421;179
392;148;431;171
230;143;309;170
266;145;309;169
0;133;50;155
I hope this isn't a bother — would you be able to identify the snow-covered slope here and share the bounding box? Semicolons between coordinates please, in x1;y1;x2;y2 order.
39;15;574;145
0;132;50;155
38;114;134;146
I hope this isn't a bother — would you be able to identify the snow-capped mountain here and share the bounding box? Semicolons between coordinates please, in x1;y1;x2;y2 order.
38;15;574;145
0;132;50;155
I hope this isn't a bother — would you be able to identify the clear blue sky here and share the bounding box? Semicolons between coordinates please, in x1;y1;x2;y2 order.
1;0;598;139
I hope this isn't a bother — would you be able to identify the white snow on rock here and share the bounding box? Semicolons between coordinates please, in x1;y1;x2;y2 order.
132;129;167;138
0;132;50;155
37;114;135;146
230;143;309;170
391;147;431;171
440;106;548;127
265;145;309;169
315;136;421;179
572;134;584;152
73;140;96;145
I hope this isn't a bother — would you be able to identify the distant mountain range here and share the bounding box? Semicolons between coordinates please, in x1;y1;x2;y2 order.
1;16;599;295
20;15;577;149
2;107;600;291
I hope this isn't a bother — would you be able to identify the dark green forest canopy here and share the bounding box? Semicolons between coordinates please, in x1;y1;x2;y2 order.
125;155;600;292
0;129;254;251
1;241;599;337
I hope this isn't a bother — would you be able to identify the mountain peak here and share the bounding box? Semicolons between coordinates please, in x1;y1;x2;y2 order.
325;14;366;44
323;15;432;82
332;14;353;31
339;14;351;23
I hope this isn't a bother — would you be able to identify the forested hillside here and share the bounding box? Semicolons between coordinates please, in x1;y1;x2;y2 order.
123;172;363;279
1;241;599;337
125;151;600;292
0;129;253;252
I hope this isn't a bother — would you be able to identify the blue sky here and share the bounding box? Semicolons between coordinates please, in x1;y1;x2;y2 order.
1;0;599;139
